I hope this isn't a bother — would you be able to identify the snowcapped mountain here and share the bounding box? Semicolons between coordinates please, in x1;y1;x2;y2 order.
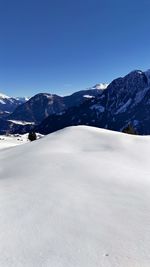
36;69;150;135
0;126;150;266
0;93;28;118
15;96;30;102
0;93;10;99
2;69;150;135
8;86;105;124
90;83;109;90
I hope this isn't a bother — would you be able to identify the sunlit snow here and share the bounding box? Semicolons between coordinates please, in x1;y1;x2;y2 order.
0;126;149;266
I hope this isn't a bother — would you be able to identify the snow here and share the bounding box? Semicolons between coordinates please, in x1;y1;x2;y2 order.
0;99;5;104
3;111;11;114
8;120;35;125
0;93;10;99
44;94;54;99
115;98;132;114
83;95;94;99
15;97;30;101
0;134;28;149
0;133;42;150
92;83;109;90
0;126;150;266
129;70;143;75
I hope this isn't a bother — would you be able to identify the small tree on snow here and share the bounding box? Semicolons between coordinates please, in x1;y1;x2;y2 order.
122;124;137;135
28;131;37;141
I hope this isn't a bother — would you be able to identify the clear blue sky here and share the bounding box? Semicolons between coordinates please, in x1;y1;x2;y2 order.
0;0;150;96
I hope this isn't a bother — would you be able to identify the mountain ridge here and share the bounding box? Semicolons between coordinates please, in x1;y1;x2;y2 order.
36;69;150;135
1;70;150;135
8;85;107;123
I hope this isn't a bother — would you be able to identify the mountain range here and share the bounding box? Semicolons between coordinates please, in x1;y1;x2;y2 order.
8;84;108;123
0;93;28;118
35;69;150;135
1;69;150;135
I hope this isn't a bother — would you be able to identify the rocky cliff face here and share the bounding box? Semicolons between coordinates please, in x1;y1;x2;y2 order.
36;70;150;135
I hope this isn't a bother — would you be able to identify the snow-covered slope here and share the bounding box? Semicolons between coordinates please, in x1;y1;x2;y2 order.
0;133;43;150
0;126;150;266
0;134;28;149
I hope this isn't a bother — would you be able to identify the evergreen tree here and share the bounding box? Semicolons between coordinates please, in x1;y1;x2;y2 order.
28;131;37;141
122;124;137;135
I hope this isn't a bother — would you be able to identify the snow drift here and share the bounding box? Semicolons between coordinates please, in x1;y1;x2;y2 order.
0;126;150;267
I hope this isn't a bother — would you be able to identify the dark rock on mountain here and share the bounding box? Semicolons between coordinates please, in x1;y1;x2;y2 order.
36;70;150;135
8;93;64;123
0;119;32;135
8;87;105;123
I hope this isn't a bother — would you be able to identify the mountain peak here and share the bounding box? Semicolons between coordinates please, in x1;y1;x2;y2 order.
128;69;143;75
0;93;10;99
91;83;109;90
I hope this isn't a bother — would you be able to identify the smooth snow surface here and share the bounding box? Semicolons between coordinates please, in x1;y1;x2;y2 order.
0;126;150;267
